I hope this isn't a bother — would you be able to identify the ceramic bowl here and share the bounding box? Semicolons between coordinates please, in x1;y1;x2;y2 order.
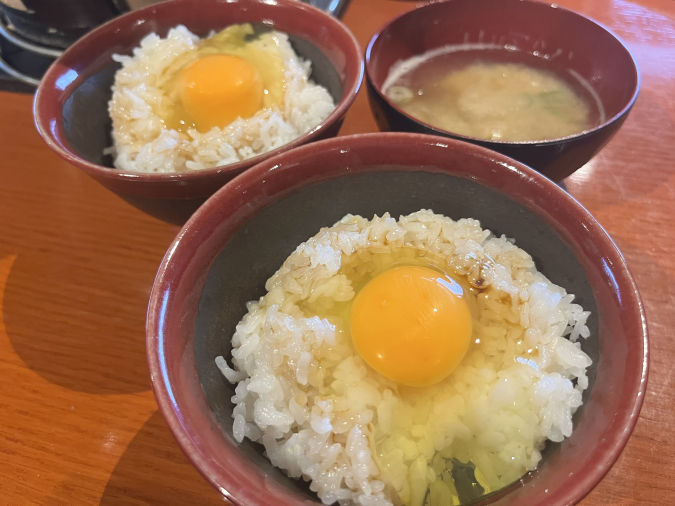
147;132;648;506
365;0;640;181
33;0;363;223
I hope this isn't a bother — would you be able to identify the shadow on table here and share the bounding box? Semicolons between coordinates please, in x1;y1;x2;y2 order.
2;176;179;395
100;411;224;506
3;249;152;394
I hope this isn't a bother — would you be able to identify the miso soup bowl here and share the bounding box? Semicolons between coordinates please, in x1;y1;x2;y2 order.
147;133;648;506
34;0;363;224
365;0;640;181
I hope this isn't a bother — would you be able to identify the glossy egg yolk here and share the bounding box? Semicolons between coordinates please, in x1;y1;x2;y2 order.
177;54;264;132
350;265;473;387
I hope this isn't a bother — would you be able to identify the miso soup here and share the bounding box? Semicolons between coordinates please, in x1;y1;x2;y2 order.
384;47;602;142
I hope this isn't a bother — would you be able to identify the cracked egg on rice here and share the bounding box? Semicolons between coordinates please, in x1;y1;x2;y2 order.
216;210;593;506
107;24;335;173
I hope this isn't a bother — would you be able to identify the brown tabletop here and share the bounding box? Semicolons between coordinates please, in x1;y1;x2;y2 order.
0;0;673;504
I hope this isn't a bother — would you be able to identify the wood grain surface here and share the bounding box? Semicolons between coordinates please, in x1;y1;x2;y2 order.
0;0;673;504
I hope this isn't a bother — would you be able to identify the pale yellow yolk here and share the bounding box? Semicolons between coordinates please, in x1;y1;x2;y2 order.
177;54;264;132
350;265;473;387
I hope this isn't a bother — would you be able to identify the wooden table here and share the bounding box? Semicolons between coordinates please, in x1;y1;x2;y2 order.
0;0;673;504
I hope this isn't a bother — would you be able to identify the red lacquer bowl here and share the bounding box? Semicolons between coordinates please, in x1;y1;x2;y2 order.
33;0;363;223
365;0;640;181
147;132;648;506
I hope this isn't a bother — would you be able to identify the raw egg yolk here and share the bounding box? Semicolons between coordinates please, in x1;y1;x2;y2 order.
178;54;264;131
350;265;472;387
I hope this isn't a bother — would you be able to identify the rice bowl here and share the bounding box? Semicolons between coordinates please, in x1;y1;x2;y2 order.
108;25;336;173
145;132;646;506
217;209;592;506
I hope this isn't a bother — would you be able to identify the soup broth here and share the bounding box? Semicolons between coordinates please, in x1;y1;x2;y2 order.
384;48;601;142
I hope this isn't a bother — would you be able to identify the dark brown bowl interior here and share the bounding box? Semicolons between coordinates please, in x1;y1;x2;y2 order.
365;0;640;181
34;0;363;223
147;133;647;506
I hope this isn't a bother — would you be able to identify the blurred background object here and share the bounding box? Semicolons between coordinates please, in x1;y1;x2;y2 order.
0;0;350;90
126;0;351;17
0;0;124;89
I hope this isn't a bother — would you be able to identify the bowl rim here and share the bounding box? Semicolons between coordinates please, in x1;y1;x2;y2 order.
33;0;364;186
147;132;648;506
365;0;641;147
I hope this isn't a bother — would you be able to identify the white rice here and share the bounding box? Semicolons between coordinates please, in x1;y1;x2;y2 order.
107;25;335;173
216;210;592;506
